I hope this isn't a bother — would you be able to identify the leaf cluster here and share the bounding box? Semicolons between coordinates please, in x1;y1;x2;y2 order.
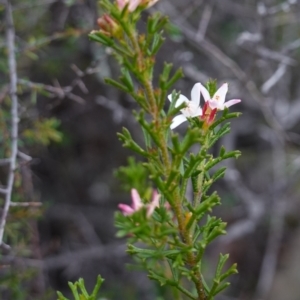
57;275;104;300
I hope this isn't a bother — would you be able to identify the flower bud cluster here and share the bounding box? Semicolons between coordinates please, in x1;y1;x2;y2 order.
96;14;121;37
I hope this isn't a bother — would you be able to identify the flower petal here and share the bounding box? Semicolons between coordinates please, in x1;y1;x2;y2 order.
147;0;159;7
199;83;211;102
224;99;241;108
170;114;187;129
147;191;160;217
131;188;143;210
191;83;201;106
168;94;189;108
175;94;189;108
191;106;202;117
208;99;220;110
129;0;141;11
213;83;228;104
117;0;141;11
118;204;135;215
117;0;126;9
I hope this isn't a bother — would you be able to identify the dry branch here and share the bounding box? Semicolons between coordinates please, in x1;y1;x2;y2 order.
0;0;19;247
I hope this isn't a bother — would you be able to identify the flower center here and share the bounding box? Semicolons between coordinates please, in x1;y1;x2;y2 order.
181;102;197;117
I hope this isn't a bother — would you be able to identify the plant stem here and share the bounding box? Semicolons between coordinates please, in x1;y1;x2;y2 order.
194;135;210;206
143;79;170;173
125;17;207;300
127;29;144;79
172;190;207;300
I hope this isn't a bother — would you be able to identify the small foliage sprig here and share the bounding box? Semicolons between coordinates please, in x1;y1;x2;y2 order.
57;275;104;300
87;1;241;299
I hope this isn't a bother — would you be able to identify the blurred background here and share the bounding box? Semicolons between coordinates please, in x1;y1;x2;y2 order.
1;0;300;299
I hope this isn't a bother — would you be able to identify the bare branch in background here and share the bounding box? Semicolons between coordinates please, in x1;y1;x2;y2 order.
17;151;32;162
282;38;300;53
261;63;287;94
9;202;42;207
255;136;287;299
196;3;213;40
0;159;11;166
12;0;57;11
0;188;8;195
257;0;297;16
222;169;265;244
0;0;19;248
3;242;127;272
183;63;209;84
96;95;133;124
17;63;101;106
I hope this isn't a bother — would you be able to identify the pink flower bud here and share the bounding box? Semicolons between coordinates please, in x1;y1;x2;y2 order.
118;189;160;218
97;14;120;37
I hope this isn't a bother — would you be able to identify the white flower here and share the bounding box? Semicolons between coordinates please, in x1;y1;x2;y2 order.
199;82;241;110
117;0;159;12
168;83;203;129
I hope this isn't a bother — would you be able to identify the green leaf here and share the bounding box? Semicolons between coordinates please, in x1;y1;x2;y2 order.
204;150;241;172
147;13;168;34
141;126;152;149
186;193;220;229
210;110;242;130
120;67;134;92
211;167;227;182
179;127;203;154
164;68;184;90
206;220;227;244
136;113;162;147
216;254;229;278
117;127;148;157
183;153;203;178
219;145;226;157
88;32;114;46
90;275;105;298
165;23;183;42
56;291;69;300
219;263;238;282
104;77;129;93
78;278;89;298
166;168;181;188
148;270;168;286
209;123;231;147
170;133;181;153
68;282;80;300
213;282;230;296
160;63;173;85
57;275;104;300
150;33;165;55
206;79;217;98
